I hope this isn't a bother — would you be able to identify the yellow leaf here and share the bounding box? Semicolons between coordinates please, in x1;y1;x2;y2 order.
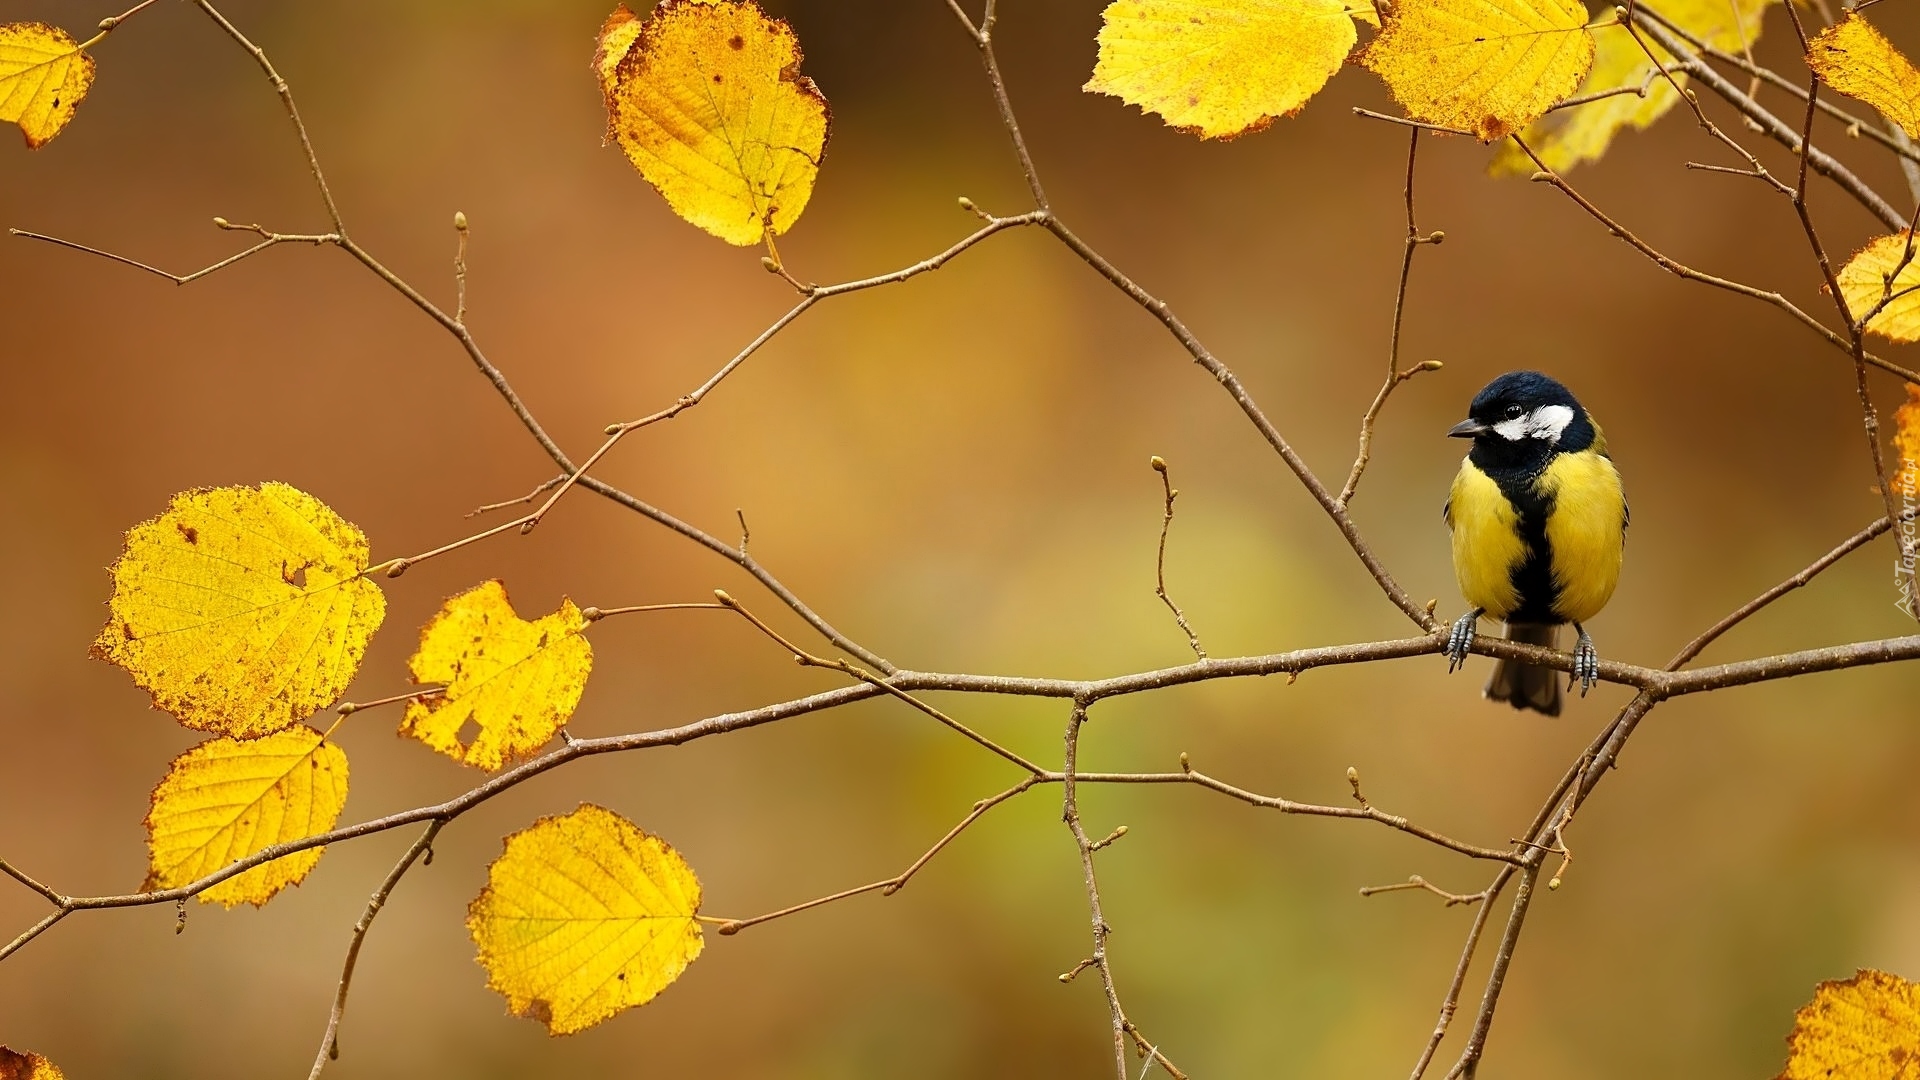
0;1045;65;1080
143;726;348;908
1808;13;1920;140
0;23;96;149
1083;0;1364;140
1361;0;1595;142
1893;383;1920;496
1837;231;1920;343
598;0;829;246
92;483;386;740
592;5;642;91
1777;968;1920;1080
1492;0;1777;176
468;804;704;1035
399;581;593;771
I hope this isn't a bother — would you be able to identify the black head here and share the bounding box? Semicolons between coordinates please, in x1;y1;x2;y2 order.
1448;371;1595;475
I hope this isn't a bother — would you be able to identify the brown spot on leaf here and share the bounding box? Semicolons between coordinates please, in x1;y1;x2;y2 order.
728;34;744;50
522;998;554;1026
176;521;199;544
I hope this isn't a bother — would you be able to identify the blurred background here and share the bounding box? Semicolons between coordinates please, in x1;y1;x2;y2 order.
2;0;1917;1076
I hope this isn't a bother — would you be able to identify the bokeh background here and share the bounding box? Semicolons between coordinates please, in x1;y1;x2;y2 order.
2;1;1917;1076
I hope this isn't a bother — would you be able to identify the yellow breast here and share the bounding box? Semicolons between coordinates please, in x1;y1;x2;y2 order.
1447;460;1526;620
1537;450;1626;624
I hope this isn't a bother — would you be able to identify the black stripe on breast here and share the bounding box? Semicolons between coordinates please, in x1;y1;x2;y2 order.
1494;469;1562;625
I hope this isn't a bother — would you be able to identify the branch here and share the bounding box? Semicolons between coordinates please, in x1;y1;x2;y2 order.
308;821;442;1080
1638;1;1920;170
1667;517;1891;668
6;630;1912;956
1339;125;1446;509
1148;457;1207;660
1359;874;1492;906
714;777;1043;936
1511;138;1920;384
1406;867;1514;1080
1770;5;1916;620
1060;704;1172;1080
9;224;336;283
1630;9;1905;232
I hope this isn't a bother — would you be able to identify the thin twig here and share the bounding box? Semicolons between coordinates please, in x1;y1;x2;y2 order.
1407;866;1514;1080
1511;138;1919;384
194;1;343;229
1340;126;1445;508
333;688;441;716
10;227;336;283
1148;457;1206;660
308;820;442;1080
1771;10;1916;620
466;474;564;517
1667;517;1892;668
714;590;1047;775
713;778;1041;935
1062;705;1131;1080
1637;2;1920;169
452;211;469;326
1630;9;1906;231
1547;70;1656;113
1442;869;1539;1079
1352;108;1476;137
1359;875;1489;907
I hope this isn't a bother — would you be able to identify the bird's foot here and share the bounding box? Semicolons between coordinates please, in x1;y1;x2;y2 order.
1444;610;1482;673
1571;624;1599;696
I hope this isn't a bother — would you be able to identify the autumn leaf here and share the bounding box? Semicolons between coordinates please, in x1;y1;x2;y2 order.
1083;0;1369;140
597;0;829;246
1492;0;1776;176
0;1046;64;1080
399;580;593;771
593;6;643;89
1837;232;1920;343
1807;13;1920;140
1894;383;1920;496
92;483;386;740
1777;968;1920;1080
1361;0;1595;142
144;725;348;908
469;804;705;1035
0;23;96;149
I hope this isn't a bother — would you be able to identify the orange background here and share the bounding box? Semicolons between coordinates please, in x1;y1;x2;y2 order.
2;1;1917;1077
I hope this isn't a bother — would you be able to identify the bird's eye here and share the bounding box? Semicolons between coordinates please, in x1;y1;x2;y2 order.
1504;404;1524;419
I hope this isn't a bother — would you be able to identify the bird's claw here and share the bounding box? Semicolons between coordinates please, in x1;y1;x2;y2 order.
1571;625;1599;696
1444;610;1481;673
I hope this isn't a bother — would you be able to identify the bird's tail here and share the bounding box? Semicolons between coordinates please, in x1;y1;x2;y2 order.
1485;623;1562;716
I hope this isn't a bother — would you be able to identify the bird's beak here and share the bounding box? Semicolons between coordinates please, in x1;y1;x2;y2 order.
1447;418;1490;439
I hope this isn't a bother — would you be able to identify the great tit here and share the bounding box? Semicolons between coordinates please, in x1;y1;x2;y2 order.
1441;371;1627;715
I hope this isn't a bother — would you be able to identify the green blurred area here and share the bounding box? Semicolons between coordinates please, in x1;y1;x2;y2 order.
1;1;1917;1077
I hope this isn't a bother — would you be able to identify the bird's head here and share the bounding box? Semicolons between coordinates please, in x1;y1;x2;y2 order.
1448;371;1596;471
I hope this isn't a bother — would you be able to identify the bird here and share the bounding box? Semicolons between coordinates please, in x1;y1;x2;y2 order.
1441;371;1627;715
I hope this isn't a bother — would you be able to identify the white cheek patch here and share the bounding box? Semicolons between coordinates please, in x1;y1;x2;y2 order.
1529;404;1575;443
1492;415;1529;441
1490;404;1575;443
